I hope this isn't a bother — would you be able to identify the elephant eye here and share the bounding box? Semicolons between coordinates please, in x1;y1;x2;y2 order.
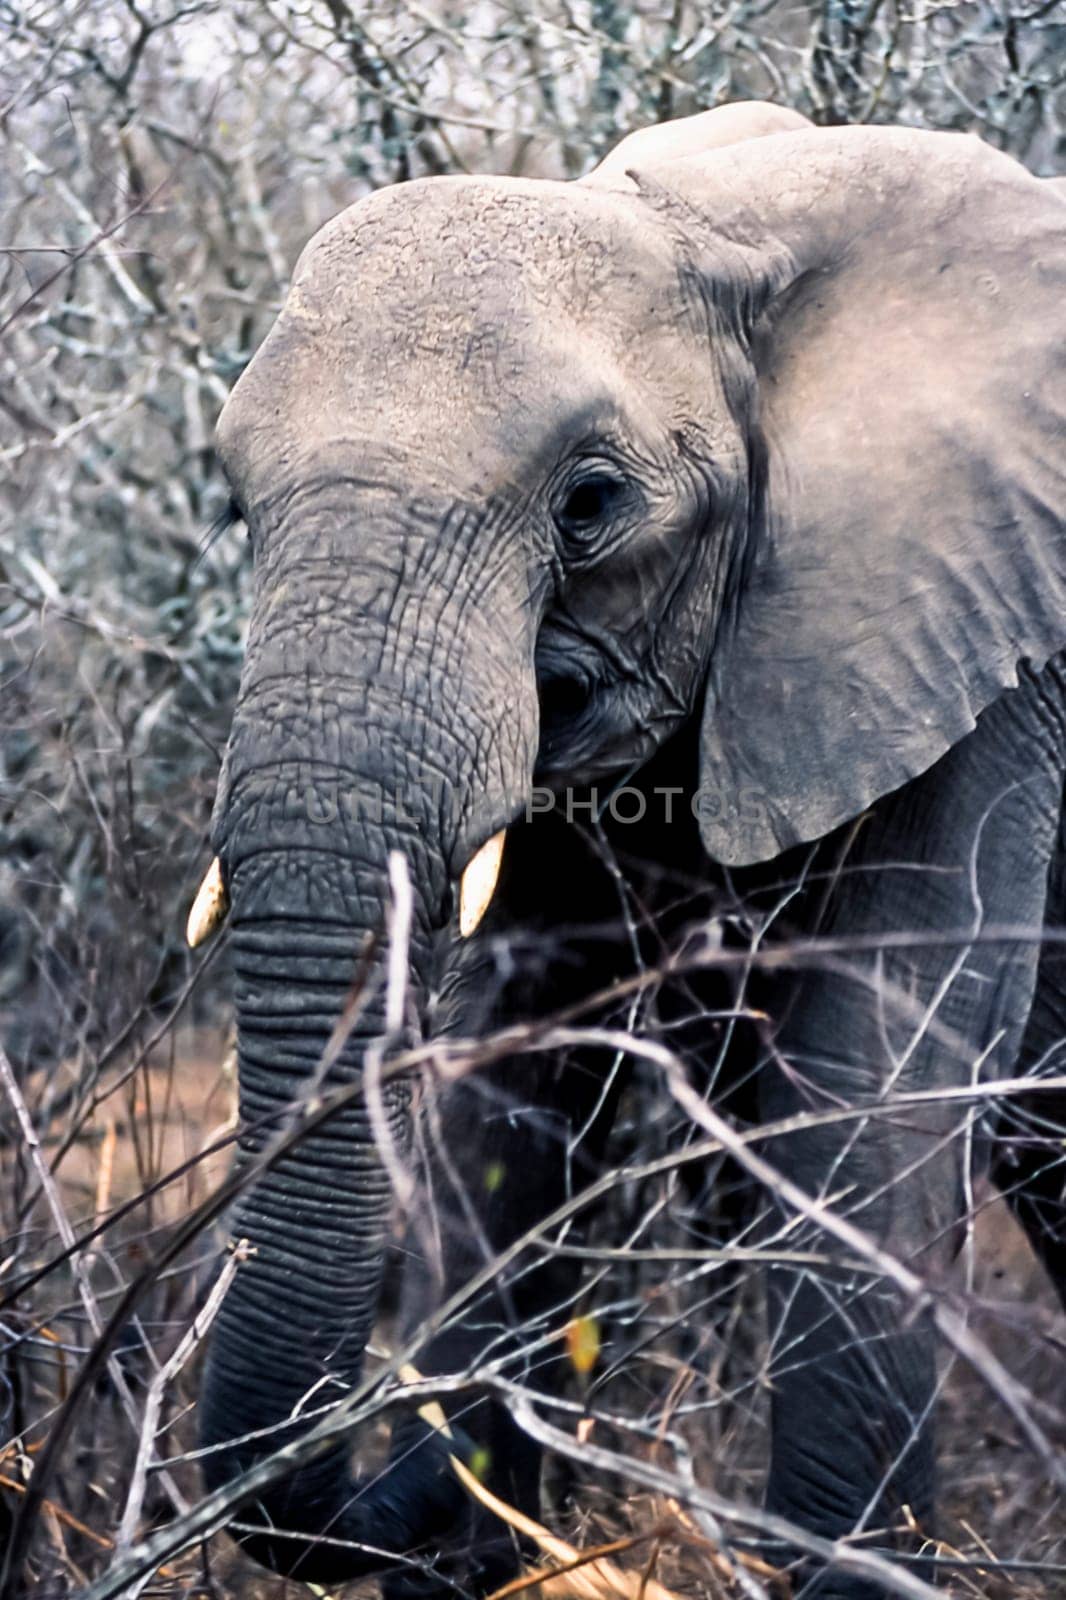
555;471;628;538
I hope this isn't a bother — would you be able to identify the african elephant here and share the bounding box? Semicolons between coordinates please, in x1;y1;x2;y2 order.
191;101;1066;1598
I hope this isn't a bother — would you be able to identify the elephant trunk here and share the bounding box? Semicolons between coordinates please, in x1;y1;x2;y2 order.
198;846;458;1578
197;540;537;1579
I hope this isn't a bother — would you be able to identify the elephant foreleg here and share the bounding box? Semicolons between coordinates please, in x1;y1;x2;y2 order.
757;660;1066;1598
992;790;1066;1303
385;1044;624;1597
382;812;632;1597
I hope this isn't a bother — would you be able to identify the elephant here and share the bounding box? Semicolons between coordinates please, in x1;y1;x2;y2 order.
191;100;1066;1598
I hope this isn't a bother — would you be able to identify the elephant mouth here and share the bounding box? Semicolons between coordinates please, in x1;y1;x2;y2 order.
536;678;670;791
535;627;675;783
539;668;595;735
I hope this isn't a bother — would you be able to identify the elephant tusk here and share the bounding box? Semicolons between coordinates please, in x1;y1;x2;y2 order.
186;857;229;948
459;830;506;937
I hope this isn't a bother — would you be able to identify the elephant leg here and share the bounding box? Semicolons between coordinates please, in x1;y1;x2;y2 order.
386;1048;625;1597
756;660;1066;1598
382;809;633;1598
991;795;1066;1303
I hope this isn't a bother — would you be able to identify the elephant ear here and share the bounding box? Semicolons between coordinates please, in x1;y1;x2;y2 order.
632;126;1066;865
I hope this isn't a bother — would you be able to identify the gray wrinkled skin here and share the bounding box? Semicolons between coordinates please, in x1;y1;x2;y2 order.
199;103;1066;1598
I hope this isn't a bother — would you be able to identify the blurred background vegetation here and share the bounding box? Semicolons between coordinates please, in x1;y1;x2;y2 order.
0;2;1063;1594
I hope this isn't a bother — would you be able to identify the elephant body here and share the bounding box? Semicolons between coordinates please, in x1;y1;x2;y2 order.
194;104;1066;1598
389;670;1066;1600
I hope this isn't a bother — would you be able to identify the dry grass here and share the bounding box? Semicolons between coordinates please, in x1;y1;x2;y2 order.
2;1023;1063;1599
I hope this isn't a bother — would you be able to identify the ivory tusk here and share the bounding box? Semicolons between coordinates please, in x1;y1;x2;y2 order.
459;830;505;938
186;857;229;948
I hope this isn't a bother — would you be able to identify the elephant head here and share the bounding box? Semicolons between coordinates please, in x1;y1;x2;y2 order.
196;103;1066;1577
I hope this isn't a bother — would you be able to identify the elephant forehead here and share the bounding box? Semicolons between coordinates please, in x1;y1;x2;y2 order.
290;176;637;322
219;178;667;485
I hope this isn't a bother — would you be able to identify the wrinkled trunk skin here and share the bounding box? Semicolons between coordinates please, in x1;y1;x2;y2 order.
199;821;456;1578
198;506;536;1580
